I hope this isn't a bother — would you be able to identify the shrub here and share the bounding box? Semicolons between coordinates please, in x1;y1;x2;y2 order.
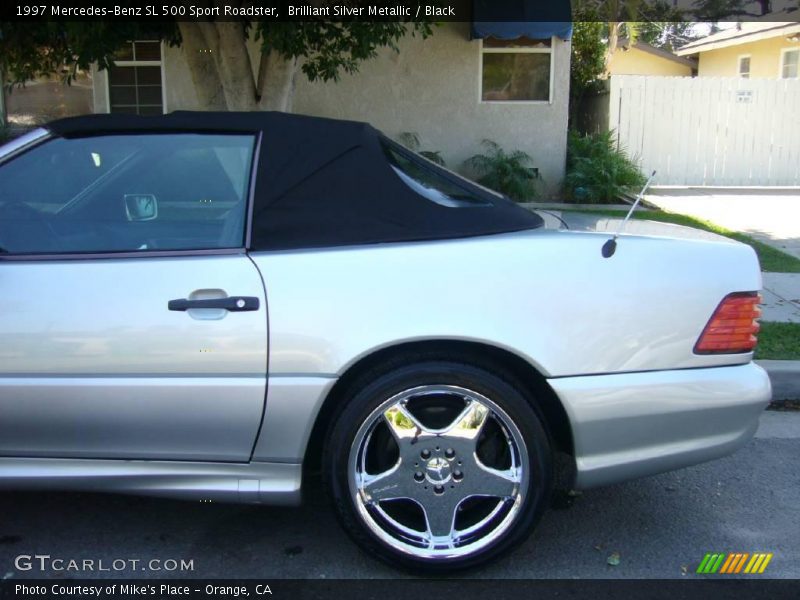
565;130;646;203
396;131;446;166
463;139;537;202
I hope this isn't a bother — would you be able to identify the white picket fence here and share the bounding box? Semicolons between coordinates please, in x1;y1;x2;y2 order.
608;75;800;186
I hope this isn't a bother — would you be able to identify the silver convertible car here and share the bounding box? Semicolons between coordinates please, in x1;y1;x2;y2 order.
0;112;771;570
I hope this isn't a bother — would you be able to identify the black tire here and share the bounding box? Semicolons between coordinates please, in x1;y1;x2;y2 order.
323;360;552;572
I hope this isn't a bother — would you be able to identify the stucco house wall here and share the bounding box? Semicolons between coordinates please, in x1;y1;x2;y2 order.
695;36;800;78
293;23;570;197
93;23;570;198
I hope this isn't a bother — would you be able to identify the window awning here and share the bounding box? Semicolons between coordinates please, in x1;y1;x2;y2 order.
471;0;573;41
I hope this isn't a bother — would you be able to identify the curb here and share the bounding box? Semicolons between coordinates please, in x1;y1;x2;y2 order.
756;360;800;404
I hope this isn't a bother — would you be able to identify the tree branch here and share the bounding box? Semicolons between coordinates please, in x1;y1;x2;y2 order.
256;51;297;112
209;20;257;110
256;50;270;102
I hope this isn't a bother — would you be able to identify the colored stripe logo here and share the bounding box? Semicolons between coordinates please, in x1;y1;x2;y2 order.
697;552;773;574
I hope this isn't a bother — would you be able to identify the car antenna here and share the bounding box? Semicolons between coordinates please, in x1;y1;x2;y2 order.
601;170;657;258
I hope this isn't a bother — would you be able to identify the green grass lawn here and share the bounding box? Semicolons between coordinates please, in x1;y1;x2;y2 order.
755;322;800;360
564;209;800;274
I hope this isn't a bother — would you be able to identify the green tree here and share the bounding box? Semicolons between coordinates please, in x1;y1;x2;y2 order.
569;21;606;122
0;6;433;112
636;22;700;51
572;0;647;69
754;0;772;15
632;1;700;51
691;0;747;19
573;0;761;59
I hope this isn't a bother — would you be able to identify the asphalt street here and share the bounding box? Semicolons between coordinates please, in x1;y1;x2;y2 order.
1;412;798;580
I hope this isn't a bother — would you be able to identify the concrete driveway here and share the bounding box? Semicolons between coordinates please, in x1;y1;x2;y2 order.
645;188;800;260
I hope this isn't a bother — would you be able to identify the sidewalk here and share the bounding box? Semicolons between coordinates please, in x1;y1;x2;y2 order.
762;273;800;323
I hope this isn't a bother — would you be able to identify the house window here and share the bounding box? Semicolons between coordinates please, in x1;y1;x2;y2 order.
738;55;751;78
481;36;553;102
781;49;799;79
108;41;164;115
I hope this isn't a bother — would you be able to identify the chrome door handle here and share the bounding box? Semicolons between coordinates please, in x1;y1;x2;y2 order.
168;296;260;312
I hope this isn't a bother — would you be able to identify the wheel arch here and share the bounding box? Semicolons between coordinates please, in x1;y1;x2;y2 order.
303;339;575;481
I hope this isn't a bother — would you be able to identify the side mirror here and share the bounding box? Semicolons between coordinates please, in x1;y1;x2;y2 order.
124;194;158;222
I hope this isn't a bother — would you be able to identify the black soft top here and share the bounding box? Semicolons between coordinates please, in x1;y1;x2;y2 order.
47;111;543;251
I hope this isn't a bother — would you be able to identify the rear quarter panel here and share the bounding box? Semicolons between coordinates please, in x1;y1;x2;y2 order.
250;229;762;378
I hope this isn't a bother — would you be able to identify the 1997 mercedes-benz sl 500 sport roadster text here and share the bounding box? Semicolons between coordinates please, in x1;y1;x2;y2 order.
0;112;771;570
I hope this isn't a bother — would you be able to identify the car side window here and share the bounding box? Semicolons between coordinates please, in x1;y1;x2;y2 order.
0;133;255;255
381;139;494;208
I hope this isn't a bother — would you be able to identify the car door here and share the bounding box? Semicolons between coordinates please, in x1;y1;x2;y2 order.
0;129;267;462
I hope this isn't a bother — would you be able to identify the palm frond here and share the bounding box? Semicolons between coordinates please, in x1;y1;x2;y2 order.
462;139;538;202
396;131;421;151
395;132;447;167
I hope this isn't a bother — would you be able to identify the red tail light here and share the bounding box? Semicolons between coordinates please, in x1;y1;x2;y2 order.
694;292;761;354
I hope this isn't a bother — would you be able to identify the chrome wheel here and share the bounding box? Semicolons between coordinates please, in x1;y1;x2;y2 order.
348;384;530;560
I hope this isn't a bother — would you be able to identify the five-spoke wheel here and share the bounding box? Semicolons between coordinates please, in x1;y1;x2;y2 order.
325;361;552;570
